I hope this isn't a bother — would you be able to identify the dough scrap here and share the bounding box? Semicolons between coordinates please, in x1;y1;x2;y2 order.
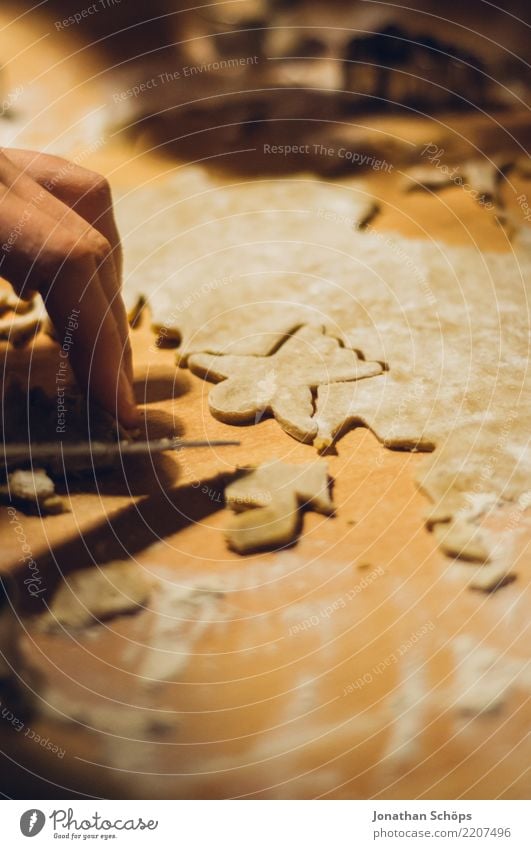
403;159;500;202
0;288;23;312
402;158;519;238
190;325;382;442
1;468;65;514
225;459;334;553
0;293;45;346
35;561;153;632
432;519;492;563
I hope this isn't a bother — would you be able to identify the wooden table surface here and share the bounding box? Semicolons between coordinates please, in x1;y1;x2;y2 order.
0;5;529;799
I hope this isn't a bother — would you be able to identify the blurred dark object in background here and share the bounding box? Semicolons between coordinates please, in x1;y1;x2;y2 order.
13;0;531;172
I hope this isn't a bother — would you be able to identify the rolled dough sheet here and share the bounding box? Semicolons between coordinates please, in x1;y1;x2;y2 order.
117;169;531;565
116;170;379;359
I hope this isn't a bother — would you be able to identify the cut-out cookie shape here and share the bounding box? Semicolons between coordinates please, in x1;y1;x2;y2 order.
313;377;436;454
225;459;334;553
189;325;383;442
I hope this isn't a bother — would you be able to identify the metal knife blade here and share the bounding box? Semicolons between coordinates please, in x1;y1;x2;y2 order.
2;438;240;468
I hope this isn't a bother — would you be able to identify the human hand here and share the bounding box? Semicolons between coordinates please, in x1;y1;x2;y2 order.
0;147;138;428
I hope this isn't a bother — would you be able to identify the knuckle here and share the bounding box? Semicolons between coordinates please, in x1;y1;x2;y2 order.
44;240;88;274
87;231;112;261
84;171;112;207
46;234;96;269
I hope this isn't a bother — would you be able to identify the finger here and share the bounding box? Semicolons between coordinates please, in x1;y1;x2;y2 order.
45;253;139;429
1;150;133;381
0;185;58;296
52;171;133;383
0;192;138;427
7;150;124;279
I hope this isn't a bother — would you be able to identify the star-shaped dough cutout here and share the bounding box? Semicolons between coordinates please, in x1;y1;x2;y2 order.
188;325;383;442
225;459;334;554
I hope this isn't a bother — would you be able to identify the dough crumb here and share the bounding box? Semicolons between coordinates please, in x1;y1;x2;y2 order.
1;468;66;514
432;518;491;563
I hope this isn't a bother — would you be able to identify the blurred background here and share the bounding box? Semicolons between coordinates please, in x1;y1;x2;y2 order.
2;0;530;174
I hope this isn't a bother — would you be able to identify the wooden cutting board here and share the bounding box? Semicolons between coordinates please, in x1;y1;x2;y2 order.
0;5;529;799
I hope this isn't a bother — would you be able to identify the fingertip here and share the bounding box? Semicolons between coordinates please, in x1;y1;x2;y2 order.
119;402;142;430
126;398;142;427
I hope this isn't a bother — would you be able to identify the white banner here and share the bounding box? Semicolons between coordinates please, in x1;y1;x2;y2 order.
1;800;529;847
